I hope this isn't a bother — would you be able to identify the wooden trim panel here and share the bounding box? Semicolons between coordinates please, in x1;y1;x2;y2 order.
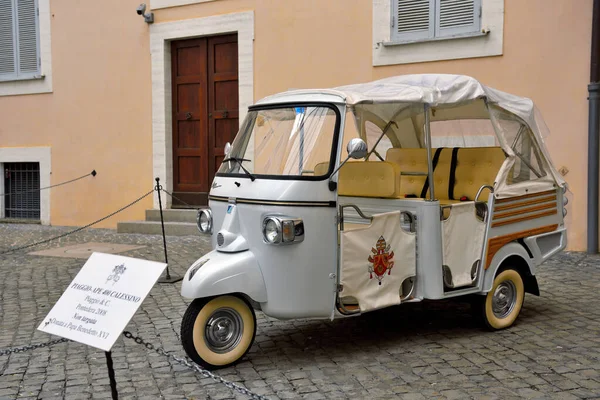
484;224;558;269
493;202;557;220
491;209;557;228
495;195;557;212
494;189;557;204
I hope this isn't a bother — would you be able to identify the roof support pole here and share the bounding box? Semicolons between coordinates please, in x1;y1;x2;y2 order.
424;104;435;201
587;0;600;253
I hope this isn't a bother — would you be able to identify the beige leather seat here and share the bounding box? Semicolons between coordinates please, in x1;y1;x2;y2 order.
452;147;505;201
385;148;430;197
315;161;402;198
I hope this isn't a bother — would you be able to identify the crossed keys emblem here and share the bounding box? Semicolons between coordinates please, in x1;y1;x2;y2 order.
106;263;126;285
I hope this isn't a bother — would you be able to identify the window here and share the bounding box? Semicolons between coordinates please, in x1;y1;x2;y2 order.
218;106;339;178
0;0;40;81
391;0;481;43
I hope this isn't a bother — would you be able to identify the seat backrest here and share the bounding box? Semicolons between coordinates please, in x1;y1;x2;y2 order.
453;147;505;200
426;148;453;200
385;148;430;197
338;161;401;198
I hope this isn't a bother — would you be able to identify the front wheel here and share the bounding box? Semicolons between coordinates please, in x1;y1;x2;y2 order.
181;295;256;369
474;268;525;330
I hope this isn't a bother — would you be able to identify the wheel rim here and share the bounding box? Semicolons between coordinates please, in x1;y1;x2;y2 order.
204;307;244;354
492;281;517;319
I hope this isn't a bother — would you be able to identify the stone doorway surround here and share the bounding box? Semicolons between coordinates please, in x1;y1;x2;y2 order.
149;11;254;209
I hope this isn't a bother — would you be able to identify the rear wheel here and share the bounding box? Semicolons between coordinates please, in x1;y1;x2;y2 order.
181;295;256;369
475;268;525;330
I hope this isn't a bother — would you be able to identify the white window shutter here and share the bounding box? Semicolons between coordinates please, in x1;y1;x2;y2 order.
16;0;39;76
391;0;435;42
435;0;481;38
0;0;17;78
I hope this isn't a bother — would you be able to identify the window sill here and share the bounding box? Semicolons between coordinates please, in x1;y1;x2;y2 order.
0;74;45;83
382;30;489;47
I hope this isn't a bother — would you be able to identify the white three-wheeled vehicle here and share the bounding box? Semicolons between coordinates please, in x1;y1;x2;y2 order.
179;74;568;368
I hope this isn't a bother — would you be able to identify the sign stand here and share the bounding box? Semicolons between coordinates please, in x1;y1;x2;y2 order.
105;351;119;400
155;177;182;283
38;253;167;400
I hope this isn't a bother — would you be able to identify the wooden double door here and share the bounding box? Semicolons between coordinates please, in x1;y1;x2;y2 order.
171;34;239;206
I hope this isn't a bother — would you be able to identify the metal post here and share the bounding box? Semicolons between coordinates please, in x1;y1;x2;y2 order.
588;0;600;254
588;83;600;253
105;351;118;400
155;178;182;283
424;104;435;201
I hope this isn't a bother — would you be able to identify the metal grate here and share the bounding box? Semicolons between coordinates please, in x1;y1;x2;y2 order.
4;162;40;220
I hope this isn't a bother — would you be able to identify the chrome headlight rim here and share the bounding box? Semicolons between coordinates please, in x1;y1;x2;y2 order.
262;217;282;244
196;208;213;234
262;215;304;245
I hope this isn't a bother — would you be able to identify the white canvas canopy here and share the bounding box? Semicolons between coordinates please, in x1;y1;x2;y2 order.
257;74;566;198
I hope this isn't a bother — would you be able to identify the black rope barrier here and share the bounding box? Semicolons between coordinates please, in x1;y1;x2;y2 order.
0;188;153;255
160;187;199;209
0;170;97;197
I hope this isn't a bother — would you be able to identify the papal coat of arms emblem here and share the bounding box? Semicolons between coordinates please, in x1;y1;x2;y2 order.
368;236;395;285
106;263;126;285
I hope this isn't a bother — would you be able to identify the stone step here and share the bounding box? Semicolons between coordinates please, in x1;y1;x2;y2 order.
117;221;199;236
145;209;198;223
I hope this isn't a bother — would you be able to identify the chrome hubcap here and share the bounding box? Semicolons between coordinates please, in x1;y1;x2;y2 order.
492;281;517;319
204;308;243;353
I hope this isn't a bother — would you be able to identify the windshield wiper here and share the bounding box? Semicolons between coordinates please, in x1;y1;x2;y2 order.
222;157;256;181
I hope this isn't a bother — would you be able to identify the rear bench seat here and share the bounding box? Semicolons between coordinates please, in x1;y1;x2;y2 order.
317;146;505;201
386;147;505;202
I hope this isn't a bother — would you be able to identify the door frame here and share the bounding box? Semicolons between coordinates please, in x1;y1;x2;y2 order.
150;11;254;209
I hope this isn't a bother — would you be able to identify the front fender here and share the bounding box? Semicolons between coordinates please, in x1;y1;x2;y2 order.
181;250;267;303
482;242;535;293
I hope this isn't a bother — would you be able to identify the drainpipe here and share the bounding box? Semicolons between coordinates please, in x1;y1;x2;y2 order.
587;0;600;253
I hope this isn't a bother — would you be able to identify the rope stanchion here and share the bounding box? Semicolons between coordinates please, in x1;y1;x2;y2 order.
155;178;182;284
0;188;153;255
0;170;96;197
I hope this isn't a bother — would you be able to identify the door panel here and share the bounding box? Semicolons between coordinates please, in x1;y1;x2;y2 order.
171;35;238;205
441;202;486;289
208;34;239;183
172;39;208;195
339;210;416;313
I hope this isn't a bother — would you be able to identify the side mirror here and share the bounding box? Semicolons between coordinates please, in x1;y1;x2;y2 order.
347;138;367;159
329;138;368;191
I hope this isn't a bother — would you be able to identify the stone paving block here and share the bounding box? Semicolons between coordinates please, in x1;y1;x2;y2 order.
1;226;600;399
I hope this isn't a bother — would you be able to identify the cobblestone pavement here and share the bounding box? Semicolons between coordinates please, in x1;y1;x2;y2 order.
1;224;599;400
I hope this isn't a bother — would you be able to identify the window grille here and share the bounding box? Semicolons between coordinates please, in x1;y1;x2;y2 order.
4;162;40;220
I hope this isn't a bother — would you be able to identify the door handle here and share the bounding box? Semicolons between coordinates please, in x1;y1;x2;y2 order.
185;112;192;120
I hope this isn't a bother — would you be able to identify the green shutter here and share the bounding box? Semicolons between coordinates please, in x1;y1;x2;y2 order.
391;0;435;42
0;0;16;77
16;0;39;75
0;0;39;81
435;0;481;38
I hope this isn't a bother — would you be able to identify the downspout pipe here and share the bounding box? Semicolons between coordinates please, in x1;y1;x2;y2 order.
587;0;600;254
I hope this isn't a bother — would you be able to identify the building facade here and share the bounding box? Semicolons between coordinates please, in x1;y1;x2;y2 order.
0;0;593;251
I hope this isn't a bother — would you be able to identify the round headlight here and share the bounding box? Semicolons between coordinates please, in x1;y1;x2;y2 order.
263;218;282;244
196;209;212;233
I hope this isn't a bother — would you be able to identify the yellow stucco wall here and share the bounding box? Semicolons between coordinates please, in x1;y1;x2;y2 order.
155;0;592;251
0;0;153;228
0;0;593;250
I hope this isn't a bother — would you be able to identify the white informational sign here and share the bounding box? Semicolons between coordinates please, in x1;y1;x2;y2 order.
37;252;167;352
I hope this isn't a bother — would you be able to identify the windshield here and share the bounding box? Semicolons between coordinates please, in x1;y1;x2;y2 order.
218;105;339;178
